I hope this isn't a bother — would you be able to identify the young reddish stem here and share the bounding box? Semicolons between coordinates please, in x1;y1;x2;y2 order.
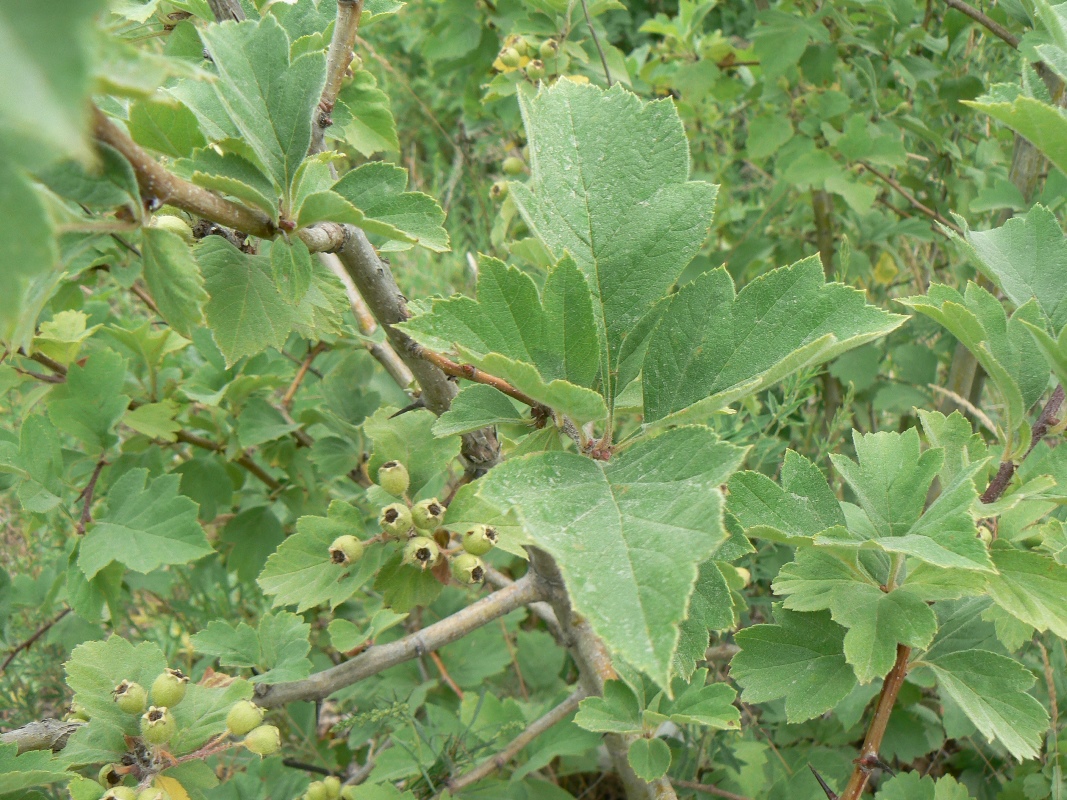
415;346;549;415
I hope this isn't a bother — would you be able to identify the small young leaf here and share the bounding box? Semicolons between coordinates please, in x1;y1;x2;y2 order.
574;680;644;733
333;69;400;156
431;384;528;437
627;737;672;782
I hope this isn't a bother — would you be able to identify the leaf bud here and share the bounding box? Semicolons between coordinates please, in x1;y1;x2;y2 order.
329;535;364;566
112;680;147;715
462;524;498;556
225;699;265;736
140;706;176;745
243;724;282;756
411;498;445;531
377;460;410;497
379;502;413;538
150;668;189;708
403;536;441;570
451;553;485;584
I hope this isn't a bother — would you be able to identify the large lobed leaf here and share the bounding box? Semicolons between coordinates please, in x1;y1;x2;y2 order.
468;425;746;687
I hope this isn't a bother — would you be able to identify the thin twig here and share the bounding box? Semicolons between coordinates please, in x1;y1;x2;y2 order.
311;0;365;155
444;688;587;792
282;342;327;409
580;0;612;87
429;651;464;699
859;162;964;236
941;0;1020;48
75;459;108;535
927;384;998;434
981;385;1065;504
415;346;548;414
672;778;752;800
0;609;72;675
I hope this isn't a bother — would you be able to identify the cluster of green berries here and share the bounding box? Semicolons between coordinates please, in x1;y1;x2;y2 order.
326;460;497;585
496;34;561;82
110;668;189;747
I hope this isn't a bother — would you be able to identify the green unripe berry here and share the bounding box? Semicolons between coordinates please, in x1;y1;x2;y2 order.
525;59;545;80
379;502;413;538
341;788;359;800
377;460;410;497
323;776;342;799
305;781;329;800
244;724;281;756
150;215;194;244
140;706;176;745
411;498;445;531
539;39;560;59
462;524;498;556
500;47;522;68
113;680;147;714
502;156;526;175
98;763;121;788
151;668;189;708
490;180;509;201
403;536;441;570
329;535;364;566
351;54;363;71
226;699;264;736
103;789;138;800
137;788;168;800
451;553;485;584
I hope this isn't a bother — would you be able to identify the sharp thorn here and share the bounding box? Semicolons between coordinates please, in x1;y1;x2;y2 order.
810;765;839;800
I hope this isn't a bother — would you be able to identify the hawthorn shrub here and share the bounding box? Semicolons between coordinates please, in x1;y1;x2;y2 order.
3;1;1067;800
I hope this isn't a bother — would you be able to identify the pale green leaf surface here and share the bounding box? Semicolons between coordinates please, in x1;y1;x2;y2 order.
730;606;856;722
673;559;735;681
628;737;671;782
985;548;1067;638
875;773;974;800
645;258;905;421
509;81;718;398
0;744;70;794
128;98;206;158
966;93;1067;180
431;384;528;438
469;426;746;686
200;16;325;199
46;351;130;450
926;649;1048;759
657;669;740;729
918;410;988;486
123;400;181;442
334;70;400;156
191;611;312;683
141;227;208;338
180;146;279;219
79;469;213;578
270;237;314;305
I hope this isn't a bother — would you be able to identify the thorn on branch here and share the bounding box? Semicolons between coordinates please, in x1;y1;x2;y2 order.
810;766;839;800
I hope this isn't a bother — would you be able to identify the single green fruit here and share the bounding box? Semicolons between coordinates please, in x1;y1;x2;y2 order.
329;535;364;566
540;39;560;59
323;776;342;799
500;46;522;68
451;553;485;584
243;724;282;756
305;781;329;800
150;215;194;244
462;524;498;556
411;498;445;531
502;156;526;175
151;668;189;708
978;526;993;544
226;699;265;736
490;180;509;201
377;460;410;497
98;764;121;788
103;789;138;800
140;706;176;745
525;59;545;80
379;502;413;538
403;536;441;570
113;680;147;715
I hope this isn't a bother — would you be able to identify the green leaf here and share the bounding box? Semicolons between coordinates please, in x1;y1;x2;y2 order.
334;69;400;156
875;773;975;800
32;311;99;366
141;227;208;338
627;737;672;782
0;0;108;163
0;744;71;795
180;146;279;220
79;468;213;578
727;449;844;544
644;258;905;422
191;610;312;683
657;669;740;729
574;680;644;733
399;256;605;422
123;400;181;442
924;649;1048;759
328;608;408;651
257;501;378;612
966;91;1067;180
219;505;284;583
270;237;314;305
16;415;64;513
985;548;1067;638
509;81;718;401
365;407;461;496
431;384;528;437
372;551;443;612
236;397;300;448
128;97;207;158
200;16;326;202
731;606;857;722
469;426;746;687
331;162;449;252
0;161;59;345
960;204;1067;330
673;560;736;681
46;351;130;450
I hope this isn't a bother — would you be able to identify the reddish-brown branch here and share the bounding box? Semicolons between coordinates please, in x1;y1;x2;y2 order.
415;347;548;414
859;163;964;237
0;609;72;674
75;458;108;535
941;0;1020;48
980;385;1065;504
282;342;327;409
428;651;464;699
